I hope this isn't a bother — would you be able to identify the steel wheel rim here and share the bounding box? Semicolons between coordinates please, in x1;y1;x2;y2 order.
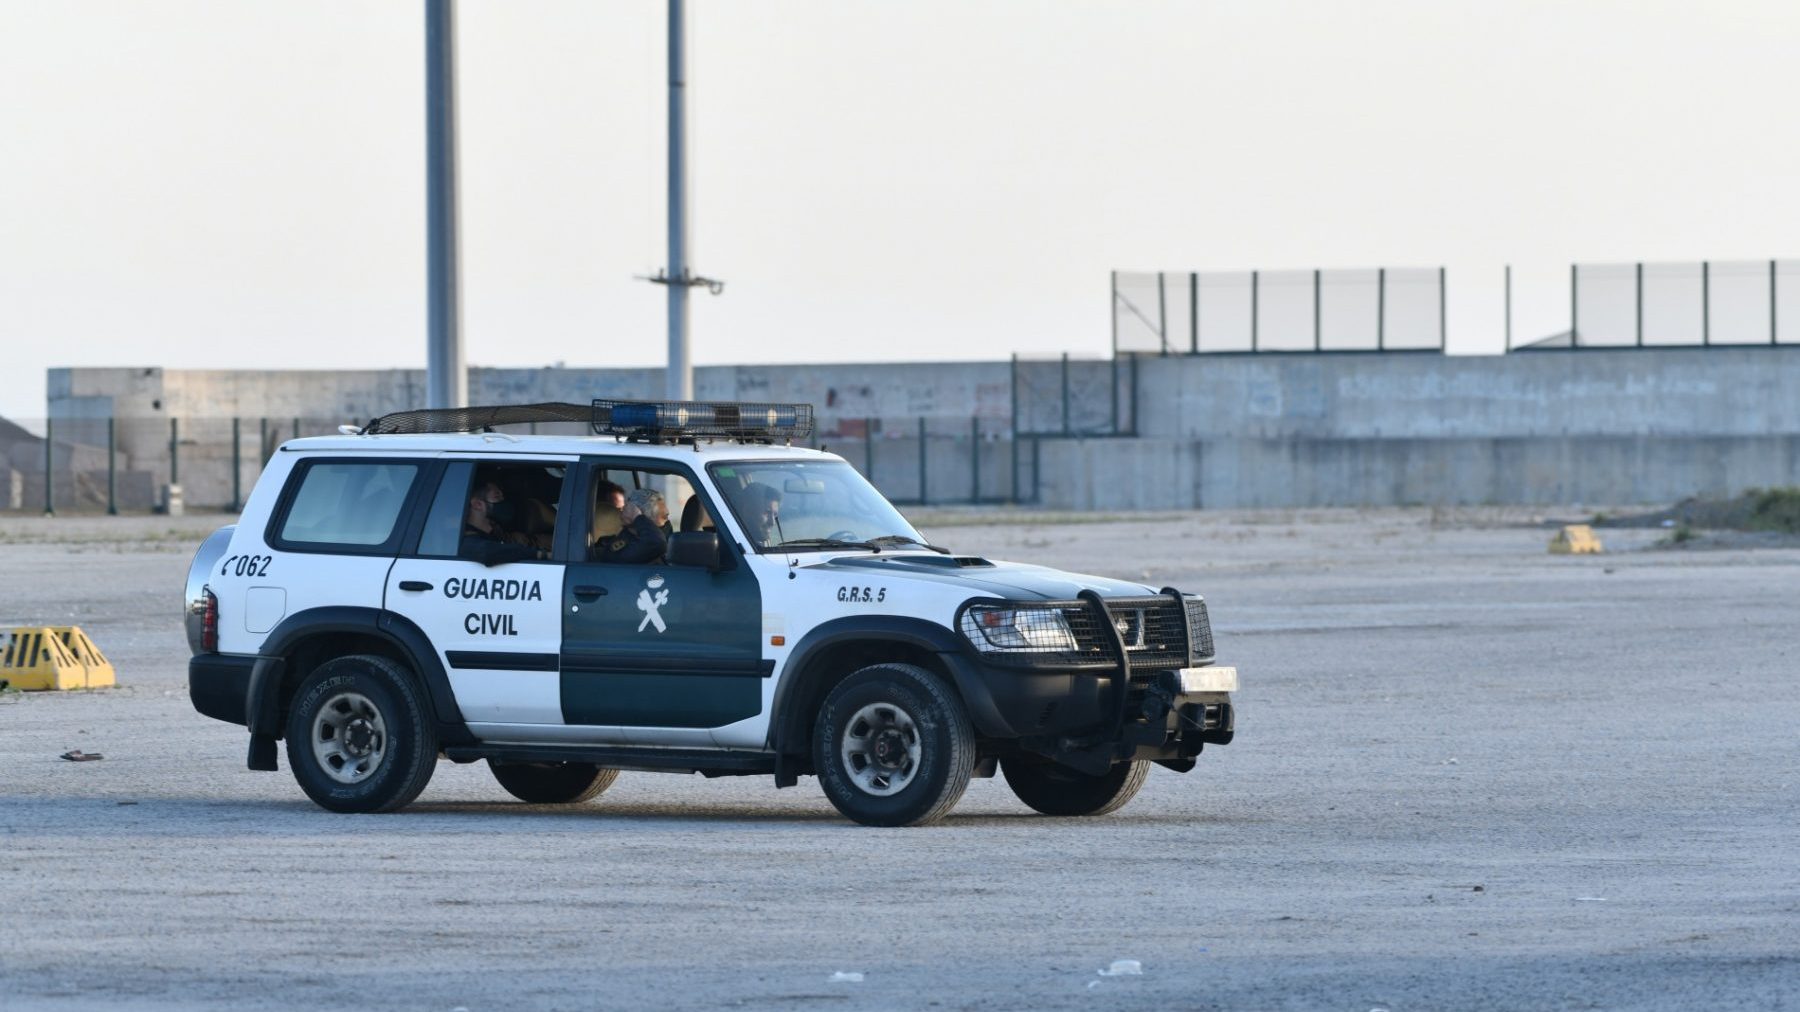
311;691;388;785
839;701;922;797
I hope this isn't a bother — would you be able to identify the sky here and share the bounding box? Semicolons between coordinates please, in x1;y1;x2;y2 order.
3;0;1798;421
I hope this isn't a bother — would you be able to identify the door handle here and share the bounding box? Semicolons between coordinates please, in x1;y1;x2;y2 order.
572;585;608;601
398;580;433;592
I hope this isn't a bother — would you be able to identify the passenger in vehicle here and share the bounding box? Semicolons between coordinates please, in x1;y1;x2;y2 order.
595;479;627;513
461;481;543;566
593;488;668;564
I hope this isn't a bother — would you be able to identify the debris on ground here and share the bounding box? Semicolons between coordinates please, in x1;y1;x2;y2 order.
828;971;864;983
1097;960;1143;977
59;749;103;761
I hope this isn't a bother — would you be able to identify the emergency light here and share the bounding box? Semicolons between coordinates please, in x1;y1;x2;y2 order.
591;400;813;442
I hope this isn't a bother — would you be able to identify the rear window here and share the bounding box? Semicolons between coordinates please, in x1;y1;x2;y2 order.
277;462;420;548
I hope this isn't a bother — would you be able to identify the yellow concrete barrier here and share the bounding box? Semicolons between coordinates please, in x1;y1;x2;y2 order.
1549;524;1604;555
0;627;117;690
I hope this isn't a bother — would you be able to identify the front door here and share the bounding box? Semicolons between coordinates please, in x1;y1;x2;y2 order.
559;459;765;741
384;457;573;726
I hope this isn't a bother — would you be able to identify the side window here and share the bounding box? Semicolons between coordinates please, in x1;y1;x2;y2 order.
276;461;420;549
586;464;720;566
416;461;475;557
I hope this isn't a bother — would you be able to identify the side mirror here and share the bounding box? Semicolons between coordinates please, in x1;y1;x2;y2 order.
667;531;725;570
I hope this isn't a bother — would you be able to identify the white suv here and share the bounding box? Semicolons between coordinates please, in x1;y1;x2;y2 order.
185;401;1236;826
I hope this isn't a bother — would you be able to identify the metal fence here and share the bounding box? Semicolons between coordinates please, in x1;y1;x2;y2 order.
1010;354;1136;437
1113;267;1446;355
1524;259;1800;349
3;412;1053;514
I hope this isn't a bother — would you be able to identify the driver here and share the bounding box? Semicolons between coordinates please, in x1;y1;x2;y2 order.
735;482;782;546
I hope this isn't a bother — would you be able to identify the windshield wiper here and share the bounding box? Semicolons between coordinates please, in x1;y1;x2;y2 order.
771;538;881;553
868;535;950;555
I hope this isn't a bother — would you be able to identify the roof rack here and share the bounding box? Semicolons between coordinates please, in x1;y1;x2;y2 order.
361;402;593;435
356;399;815;443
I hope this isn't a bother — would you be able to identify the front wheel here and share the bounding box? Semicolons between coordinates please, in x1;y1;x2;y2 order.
488;760;618;804
813;663;976;827
285;654;438;814
1001;757;1149;816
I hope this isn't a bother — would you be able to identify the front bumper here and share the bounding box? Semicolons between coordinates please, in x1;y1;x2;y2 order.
939;651;1237;775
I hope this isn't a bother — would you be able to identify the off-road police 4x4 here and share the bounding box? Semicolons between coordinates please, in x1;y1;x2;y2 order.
186;401;1236;826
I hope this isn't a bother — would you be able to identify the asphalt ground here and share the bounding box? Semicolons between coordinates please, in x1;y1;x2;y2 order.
1;509;1796;1011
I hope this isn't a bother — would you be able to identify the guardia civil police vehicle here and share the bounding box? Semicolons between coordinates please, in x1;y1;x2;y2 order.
186;401;1236;827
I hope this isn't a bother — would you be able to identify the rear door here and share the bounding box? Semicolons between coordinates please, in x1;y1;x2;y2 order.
559;458;766;745
384;455;574;728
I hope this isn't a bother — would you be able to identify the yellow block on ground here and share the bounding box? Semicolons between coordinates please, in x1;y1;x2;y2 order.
1549;524;1604;555
0;627;117;690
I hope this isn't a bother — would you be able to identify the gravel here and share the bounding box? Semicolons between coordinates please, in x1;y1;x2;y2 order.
1;509;1796;1010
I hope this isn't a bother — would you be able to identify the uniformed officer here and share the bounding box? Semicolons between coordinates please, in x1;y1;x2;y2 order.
593;488;668;564
462;481;544;566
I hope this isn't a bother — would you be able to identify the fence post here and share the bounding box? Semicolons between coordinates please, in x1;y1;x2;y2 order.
1009;355;1020;504
1313;268;1322;351
1438;266;1447;349
1702;261;1711;346
864;416;875;483
106;416;117;516
1378;267;1386;351
1030;436;1041;505
1109;356;1120;434
1128;354;1140;436
259;417;269;469
1156;271;1168;355
1189;271;1199;353
231;417;242;512
1571;263;1579;345
917;417;928;506
1503;265;1511;350
292;417;300;440
970;415;980;503
43;416;54;516
1250;270;1260;352
1109;270;1118;357
169;417;180;486
1635;262;1644;347
1773;260;1780;345
1060;352;1071;437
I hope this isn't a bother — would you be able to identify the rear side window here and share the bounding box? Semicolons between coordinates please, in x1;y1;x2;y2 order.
275;461;420;549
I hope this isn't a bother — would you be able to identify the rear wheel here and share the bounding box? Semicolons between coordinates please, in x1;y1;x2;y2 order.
813;663;975;827
488;760;618;804
285;654;437;814
1002;756;1149;817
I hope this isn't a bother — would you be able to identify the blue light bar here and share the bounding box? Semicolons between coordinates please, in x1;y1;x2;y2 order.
592;400;814;441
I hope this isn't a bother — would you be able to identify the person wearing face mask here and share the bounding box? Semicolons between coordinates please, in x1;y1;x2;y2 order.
461;480;543;566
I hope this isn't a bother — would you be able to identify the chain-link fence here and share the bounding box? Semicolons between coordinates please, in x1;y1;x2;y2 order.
1113;267;1446;355
1529;259;1800;349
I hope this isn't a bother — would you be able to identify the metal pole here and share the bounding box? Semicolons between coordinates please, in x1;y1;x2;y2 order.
1030;437;1041;504
1060;352;1071;437
1109;355;1119;434
425;0;467;409
106;417;117;515
1188;271;1199;354
1438;266;1447;349
1378;267;1386;351
259;417;269;466
1773;259;1780;345
1156;272;1168;355
1313;269;1322;351
1250;270;1259;352
1571;263;1579;346
1503;264;1511;350
231;417;242;512
1128;354;1139;436
1635;262;1644;347
169;417;179;486
917;417;927;505
1702;261;1711;346
43;416;53;516
864;417;874;482
1008;354;1019;502
970;415;980;503
665;0;694;402
292;417;300;440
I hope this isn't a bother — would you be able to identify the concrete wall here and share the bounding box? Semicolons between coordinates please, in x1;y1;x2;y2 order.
38;345;1800;510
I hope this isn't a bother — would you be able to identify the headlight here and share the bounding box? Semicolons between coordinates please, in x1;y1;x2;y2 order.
959;605;1078;653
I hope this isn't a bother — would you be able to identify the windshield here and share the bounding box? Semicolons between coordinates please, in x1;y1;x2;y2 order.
707;459;923;552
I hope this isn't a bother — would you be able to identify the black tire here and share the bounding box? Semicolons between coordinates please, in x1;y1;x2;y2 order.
813;663;976;827
1001;756;1150;817
284;654;438;814
488;760;618;804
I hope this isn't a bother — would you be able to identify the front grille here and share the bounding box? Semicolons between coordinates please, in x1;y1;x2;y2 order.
1099;596;1191;675
962;594;1212;672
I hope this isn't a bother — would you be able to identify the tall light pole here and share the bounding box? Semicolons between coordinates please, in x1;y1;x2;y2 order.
425;0;467;409
650;0;722;404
